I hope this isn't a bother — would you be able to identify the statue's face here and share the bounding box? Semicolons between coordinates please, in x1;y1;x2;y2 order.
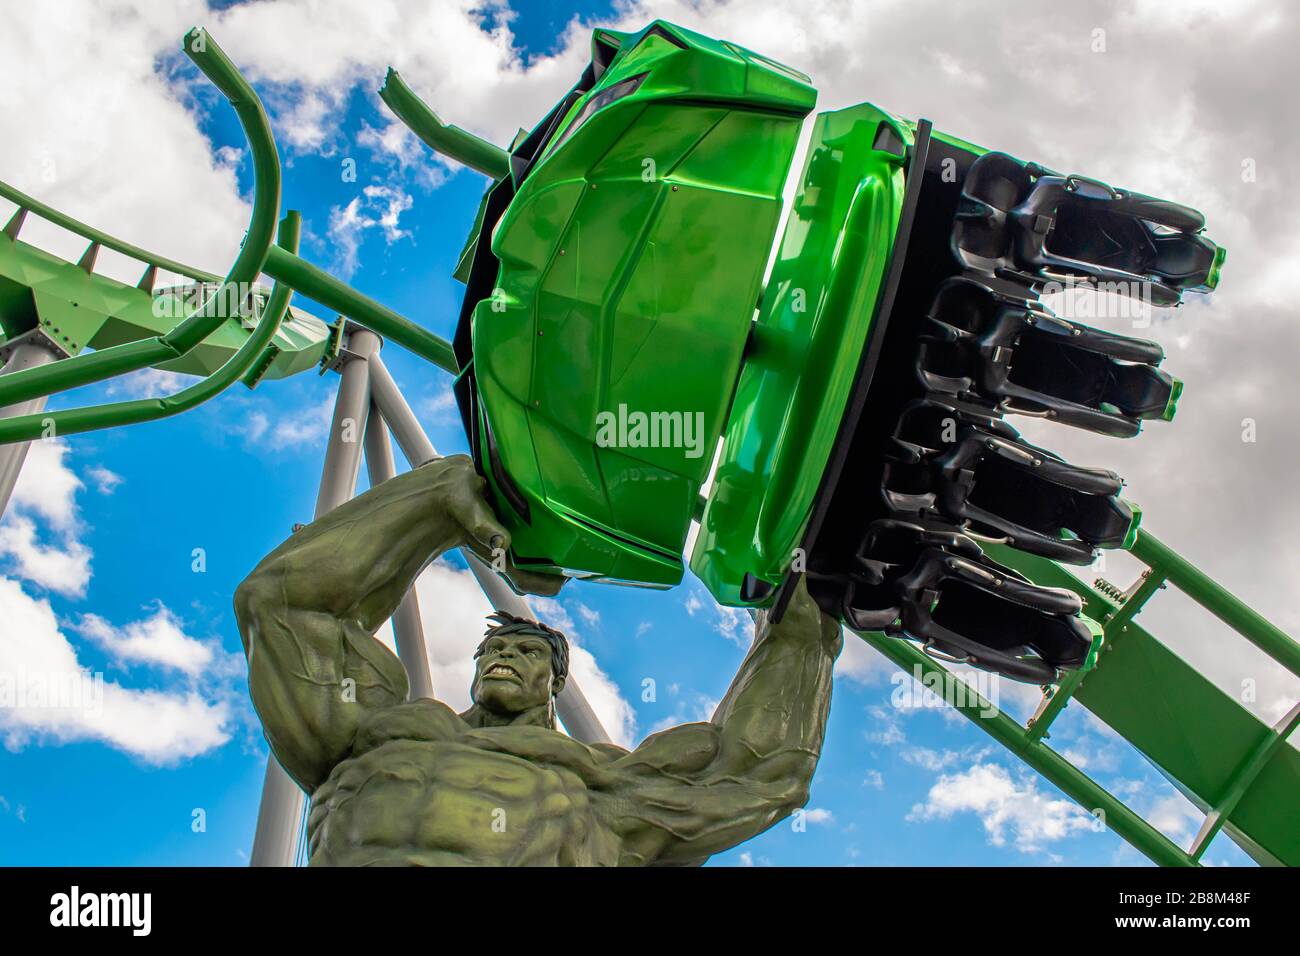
471;631;560;716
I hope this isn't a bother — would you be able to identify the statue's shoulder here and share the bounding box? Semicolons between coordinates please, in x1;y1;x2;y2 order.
352;697;467;755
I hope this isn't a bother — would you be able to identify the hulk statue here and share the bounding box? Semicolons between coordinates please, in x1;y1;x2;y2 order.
235;454;843;866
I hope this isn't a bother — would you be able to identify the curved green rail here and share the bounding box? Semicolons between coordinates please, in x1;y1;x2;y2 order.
378;69;509;180
0;212;300;444
0;27;281;407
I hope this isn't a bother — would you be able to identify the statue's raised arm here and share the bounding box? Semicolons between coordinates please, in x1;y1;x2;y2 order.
609;577;843;866
233;455;515;792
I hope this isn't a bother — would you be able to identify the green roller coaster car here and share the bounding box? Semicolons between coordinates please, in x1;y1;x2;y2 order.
452;18;1223;683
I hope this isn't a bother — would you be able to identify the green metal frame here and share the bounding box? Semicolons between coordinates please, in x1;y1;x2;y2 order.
378;69;510;180
260;245;456;373
456;19;816;587
0;29;280;409
0;29;457;447
691;102;911;605
0;179;333;378
0;212;302;442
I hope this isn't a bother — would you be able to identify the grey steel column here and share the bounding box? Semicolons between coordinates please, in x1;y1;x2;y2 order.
364;400;435;700
251;327;381;867
368;355;612;744
0;338;60;518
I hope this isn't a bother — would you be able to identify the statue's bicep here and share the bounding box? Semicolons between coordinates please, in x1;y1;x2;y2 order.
238;580;407;789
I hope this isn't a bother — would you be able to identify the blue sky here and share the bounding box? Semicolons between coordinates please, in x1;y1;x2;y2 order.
1;0;1291;867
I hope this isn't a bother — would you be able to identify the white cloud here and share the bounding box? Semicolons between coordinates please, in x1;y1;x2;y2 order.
901;747;962;773
0;516;92;598
230;394;333;450
327;184;414;280
266;395;335;449
205;0;592;158
908;763;1096;854
7;440;82;532
0;577;232;763
683;587;752;645
75;605;218;677
0;437;241;764
86;466;124;495
0;794;28;823
0;2;247;281
866;704;905;746
803;807;834;825
1145;792;1203;849
105;367;193;400
419;388;459;426
648;692;719;734
2;439;93;597
836;629;893;684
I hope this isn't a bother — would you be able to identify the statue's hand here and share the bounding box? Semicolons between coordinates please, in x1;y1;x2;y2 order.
432;454;510;550
433;455;568;597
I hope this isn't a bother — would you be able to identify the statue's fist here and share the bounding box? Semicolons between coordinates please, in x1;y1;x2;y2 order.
427;455;568;597
427;454;510;552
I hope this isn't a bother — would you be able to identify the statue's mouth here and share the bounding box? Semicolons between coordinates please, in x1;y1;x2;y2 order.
483;662;522;682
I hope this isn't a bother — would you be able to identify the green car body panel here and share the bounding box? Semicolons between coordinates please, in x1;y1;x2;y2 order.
464;20;815;588
691;103;913;606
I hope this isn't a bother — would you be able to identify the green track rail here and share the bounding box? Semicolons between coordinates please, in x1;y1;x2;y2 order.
855;528;1299;867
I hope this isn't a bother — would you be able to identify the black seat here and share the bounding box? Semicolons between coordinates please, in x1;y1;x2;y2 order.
917;277;1179;437
952;152;1223;307
882;399;1137;564
842;519;1095;683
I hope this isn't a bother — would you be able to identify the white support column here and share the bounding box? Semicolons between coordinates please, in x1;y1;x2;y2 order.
0;337;60;518
363;399;435;701
250;328;381;867
367;355;612;745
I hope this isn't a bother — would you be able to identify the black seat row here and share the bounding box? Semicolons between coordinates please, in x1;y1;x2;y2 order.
833;152;1220;683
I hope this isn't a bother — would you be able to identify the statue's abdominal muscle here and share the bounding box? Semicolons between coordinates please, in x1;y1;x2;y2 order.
307;735;609;866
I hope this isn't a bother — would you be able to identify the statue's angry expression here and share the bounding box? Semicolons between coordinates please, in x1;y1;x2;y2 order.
471;631;565;715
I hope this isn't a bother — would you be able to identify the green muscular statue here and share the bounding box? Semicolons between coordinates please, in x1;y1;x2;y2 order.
234;455;842;866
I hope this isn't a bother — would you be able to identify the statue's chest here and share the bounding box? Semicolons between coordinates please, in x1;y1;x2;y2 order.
336;701;591;809
327;737;583;811
308;704;617;864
